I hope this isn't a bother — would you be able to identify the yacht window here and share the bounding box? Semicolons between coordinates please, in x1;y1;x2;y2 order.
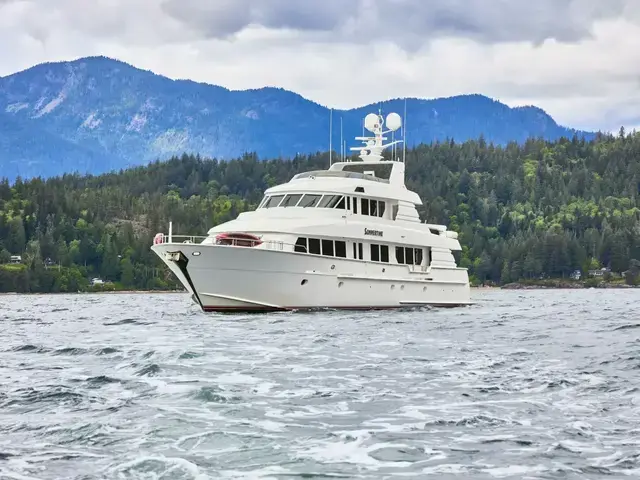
358;242;363;260
335;241;346;258
381;245;389;263
378;201;386;217
406;247;414;265
263;195;284;208
258;196;269;208
322;239;334;256
346;197;351;210
299;194;322;208
309;238;321;255
352;243;357;259
370;244;389;263
281;194;303;207
318;195;337;208
335;196;346;209
392;204;399;220
395;246;424;265
294;237;307;253
415;248;423;266
353;197;358;214
361;198;369;215
370;200;378;217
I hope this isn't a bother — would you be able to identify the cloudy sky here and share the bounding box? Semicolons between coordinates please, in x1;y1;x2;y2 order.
1;0;639;132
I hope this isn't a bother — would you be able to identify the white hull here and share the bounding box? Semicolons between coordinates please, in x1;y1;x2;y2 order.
152;243;471;312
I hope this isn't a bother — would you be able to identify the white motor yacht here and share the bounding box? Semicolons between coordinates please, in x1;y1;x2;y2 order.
151;111;471;312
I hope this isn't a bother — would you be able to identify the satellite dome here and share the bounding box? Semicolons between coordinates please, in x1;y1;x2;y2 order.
385;112;402;131
364;113;380;133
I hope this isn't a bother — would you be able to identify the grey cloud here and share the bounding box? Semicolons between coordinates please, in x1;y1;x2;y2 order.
159;0;635;47
160;0;347;38
2;0;635;51
380;0;628;45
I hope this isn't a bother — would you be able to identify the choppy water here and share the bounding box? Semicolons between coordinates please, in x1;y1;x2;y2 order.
1;290;640;479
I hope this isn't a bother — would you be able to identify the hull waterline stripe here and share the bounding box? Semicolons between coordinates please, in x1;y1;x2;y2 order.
201;303;471;313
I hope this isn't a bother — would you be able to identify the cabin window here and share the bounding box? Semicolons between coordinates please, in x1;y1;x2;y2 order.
317;195;333;208
358;198;385;217
322;239;334;256
294;237;307;253
298;194;322;207
395;246;424;265
263;195;284;208
309;238;321;255
361;198;369;215
395;246;404;264
415;248;424;266
346;197;351;210
353;242;363;260
281;194;303;207
318;195;343;208
381;245;389;263
353;197;358;214
335;196;346;209
392;204;399;219
406;247;414;265
370;244;389;263
299;237;349;258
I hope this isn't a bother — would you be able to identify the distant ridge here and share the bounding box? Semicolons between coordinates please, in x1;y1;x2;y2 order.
0;56;595;181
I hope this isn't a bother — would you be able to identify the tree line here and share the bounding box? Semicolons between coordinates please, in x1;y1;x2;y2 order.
1;128;639;292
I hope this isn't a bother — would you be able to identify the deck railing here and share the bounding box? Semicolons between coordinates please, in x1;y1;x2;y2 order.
152;232;303;252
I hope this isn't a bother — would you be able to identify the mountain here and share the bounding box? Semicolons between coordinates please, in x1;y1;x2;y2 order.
0;56;594;181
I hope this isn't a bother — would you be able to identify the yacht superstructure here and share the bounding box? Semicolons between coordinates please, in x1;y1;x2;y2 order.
151;111;471;312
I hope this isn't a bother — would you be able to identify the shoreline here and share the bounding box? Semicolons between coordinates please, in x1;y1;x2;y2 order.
1;284;638;295
500;282;639;290
0;290;187;295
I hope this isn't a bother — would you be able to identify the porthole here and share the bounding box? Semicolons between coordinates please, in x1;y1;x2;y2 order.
301;279;308;286
391;284;395;290
382;268;386;273
338;281;344;288
192;251;201;256
331;265;335;270
400;285;405;290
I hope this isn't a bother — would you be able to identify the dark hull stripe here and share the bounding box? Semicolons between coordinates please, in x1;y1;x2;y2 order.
201;304;469;313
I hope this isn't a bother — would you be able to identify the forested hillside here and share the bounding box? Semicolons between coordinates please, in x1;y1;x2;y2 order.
1;129;639;292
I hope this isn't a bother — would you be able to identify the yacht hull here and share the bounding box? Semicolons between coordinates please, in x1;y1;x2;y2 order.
151;243;471;312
